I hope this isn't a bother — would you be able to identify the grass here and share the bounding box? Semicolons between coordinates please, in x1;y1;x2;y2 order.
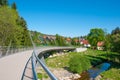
101;68;120;80
45;53;72;68
37;73;49;79
45;49;120;80
37;73;42;79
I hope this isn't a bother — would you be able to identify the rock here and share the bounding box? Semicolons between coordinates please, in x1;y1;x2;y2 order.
51;68;81;80
58;63;61;65
95;75;102;80
49;55;52;57
74;74;81;79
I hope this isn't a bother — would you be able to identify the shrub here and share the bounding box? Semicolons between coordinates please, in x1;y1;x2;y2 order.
69;54;91;73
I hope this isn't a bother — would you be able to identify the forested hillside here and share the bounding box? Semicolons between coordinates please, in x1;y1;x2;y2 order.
0;4;79;47
0;0;120;54
0;0;32;47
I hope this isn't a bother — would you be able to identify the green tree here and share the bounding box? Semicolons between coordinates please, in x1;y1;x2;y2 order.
0;6;32;47
0;20;14;46
11;2;17;10
16;17;32;46
111;27;120;52
0;6;17;46
69;55;91;73
87;28;105;48
0;0;8;5
16;17;27;28
55;34;66;46
30;31;42;46
104;34;111;51
111;27;120;35
71;37;80;46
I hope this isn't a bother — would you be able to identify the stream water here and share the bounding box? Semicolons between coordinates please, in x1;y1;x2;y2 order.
77;62;111;80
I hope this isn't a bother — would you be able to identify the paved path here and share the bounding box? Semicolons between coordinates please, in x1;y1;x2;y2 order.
0;47;75;80
0;50;33;80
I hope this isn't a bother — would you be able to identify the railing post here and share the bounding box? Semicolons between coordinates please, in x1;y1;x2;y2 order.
34;52;58;80
21;57;31;80
31;53;38;80
38;53;46;65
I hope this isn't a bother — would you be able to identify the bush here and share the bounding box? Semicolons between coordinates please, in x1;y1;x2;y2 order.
69;54;91;73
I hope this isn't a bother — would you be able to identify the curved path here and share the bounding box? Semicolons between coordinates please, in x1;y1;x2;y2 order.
0;50;33;80
0;47;75;80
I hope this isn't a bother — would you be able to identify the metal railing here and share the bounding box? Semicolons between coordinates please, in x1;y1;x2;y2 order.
21;32;75;80
33;50;58;80
21;57;31;80
21;48;58;80
21;47;75;80
31;52;38;80
0;46;33;58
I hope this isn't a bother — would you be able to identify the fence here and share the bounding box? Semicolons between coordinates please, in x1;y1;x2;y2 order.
0;46;33;58
21;47;75;80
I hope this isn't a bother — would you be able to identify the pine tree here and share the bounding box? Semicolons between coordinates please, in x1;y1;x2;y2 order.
11;2;17;10
0;0;2;5
111;27;120;52
0;0;8;6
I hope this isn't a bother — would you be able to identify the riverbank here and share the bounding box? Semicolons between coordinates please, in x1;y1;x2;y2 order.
41;49;120;80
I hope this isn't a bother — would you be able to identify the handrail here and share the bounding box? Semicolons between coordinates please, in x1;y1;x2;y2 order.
33;51;58;80
31;52;38;80
21;57;31;80
0;46;33;58
21;32;75;80
21;47;75;80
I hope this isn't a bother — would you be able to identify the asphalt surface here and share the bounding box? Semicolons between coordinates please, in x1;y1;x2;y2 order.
0;47;75;80
0;50;33;80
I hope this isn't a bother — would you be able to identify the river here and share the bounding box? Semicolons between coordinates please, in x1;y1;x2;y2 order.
77;62;111;80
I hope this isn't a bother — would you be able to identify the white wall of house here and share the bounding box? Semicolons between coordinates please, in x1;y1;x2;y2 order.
97;47;104;50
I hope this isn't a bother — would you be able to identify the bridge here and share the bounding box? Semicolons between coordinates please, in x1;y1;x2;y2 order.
0;46;75;80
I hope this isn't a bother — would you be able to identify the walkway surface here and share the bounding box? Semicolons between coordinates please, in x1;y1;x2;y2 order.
0;50;33;80
0;47;75;80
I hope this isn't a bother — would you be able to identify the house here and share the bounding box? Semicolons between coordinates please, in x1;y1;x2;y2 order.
65;38;71;44
66;38;71;42
43;35;56;41
75;39;79;43
80;39;91;47
97;41;104;50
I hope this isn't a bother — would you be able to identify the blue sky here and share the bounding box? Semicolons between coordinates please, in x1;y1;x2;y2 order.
9;0;120;37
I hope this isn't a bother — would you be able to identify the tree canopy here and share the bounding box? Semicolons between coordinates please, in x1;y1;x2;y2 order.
111;27;120;52
87;28;105;47
55;34;67;46
0;5;32;47
0;0;8;6
11;2;17;10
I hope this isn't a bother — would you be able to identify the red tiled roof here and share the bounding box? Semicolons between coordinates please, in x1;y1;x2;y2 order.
81;40;89;45
66;38;71;42
97;41;104;47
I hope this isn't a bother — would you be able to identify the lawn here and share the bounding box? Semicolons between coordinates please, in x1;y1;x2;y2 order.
45;49;120;80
